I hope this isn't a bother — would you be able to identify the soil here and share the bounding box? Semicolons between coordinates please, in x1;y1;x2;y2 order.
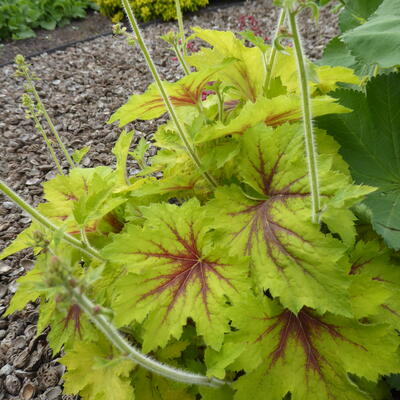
0;1;245;67
0;11;112;67
0;1;343;399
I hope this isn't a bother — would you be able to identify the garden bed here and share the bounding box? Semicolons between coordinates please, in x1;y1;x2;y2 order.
0;1;339;398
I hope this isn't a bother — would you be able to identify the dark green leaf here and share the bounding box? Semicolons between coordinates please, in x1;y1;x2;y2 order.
342;0;400;68
317;73;400;249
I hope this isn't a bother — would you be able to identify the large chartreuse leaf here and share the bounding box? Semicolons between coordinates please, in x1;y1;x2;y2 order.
188;28;265;102
349;241;400;328
1;167;125;259
272;49;359;94
108;65;227;126
207;295;400;400
194;95;351;143
61;336;135;400
317;73;400;249
341;0;400;68
102;199;249;352
208;123;374;315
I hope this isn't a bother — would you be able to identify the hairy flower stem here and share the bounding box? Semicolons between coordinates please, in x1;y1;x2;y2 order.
120;0;218;188
69;285;228;387
0;180;104;261
31;113;64;175
265;8;286;91
173;42;190;75
174;0;187;57
287;10;320;224
21;67;76;170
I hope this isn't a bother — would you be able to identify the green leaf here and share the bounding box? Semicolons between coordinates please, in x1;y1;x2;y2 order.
129;137;150;168
221;296;400;400
342;0;383;20
61;338;135;400
317;73;400;249
207;123;374;315
39;167;125;237
319;37;374;77
72;172;125;227
0;223;40;260
112;130;134;187
188;28;265;102
72;146;90;165
103;199;250;352
133;369;195;400
109;65;228;126
240;30;268;53
321;37;359;69
4;267;42;316
349;241;400;329
341;0;400;68
194;95;351;144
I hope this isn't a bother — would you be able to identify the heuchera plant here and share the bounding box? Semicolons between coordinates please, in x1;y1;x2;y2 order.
1;0;400;399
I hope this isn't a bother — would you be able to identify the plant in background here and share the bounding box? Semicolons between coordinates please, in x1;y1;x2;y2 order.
1;0;400;399
0;0;97;40
94;0;208;22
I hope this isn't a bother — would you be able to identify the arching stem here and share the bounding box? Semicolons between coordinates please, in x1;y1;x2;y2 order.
69;285;228;387
0;179;104;261
120;0;217;188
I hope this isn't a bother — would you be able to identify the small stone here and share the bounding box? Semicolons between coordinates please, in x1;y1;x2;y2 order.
0;364;13;376
4;374;21;395
44;386;62;400
0;262;11;274
0;284;7;298
26;178;41;186
20;381;36;400
2;201;15;210
38;364;61;390
13;348;30;369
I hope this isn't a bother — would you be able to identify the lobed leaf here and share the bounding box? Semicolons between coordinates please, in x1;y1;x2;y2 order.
208;123;374;315
103;199;249;352
216;296;400;400
317;73;400;249
188;28;265;102
109;65;228;126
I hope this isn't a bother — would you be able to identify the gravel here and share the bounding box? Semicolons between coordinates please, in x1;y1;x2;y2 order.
0;1;339;398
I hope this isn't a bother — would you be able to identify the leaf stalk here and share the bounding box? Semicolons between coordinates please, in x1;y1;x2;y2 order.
174;0;187;57
265;8;287;91
287;9;321;223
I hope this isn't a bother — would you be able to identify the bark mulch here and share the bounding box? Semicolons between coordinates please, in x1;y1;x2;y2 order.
0;2;339;399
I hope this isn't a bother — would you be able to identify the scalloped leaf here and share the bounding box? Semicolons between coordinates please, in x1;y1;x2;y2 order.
342;0;400;68
61;337;135;400
109;65;229;126
208;123;374;314
188;28;265;101
194;95;351;143
317;73;400;249
213;296;400;400
103;199;249;352
349;241;400;328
